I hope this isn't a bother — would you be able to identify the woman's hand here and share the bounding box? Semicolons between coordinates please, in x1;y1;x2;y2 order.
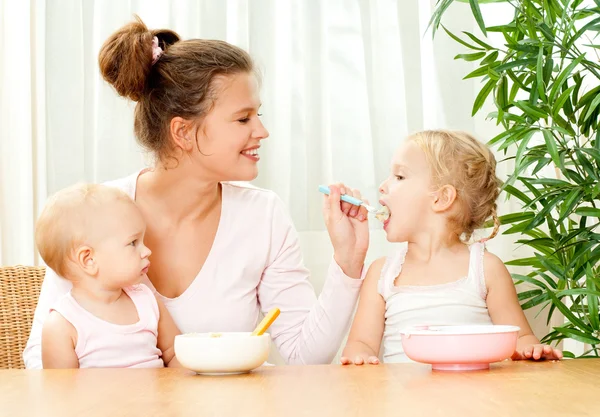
322;184;369;278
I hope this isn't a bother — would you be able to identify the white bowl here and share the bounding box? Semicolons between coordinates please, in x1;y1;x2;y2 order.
174;332;270;375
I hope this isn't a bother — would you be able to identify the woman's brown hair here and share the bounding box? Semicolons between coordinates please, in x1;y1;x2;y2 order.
98;16;254;163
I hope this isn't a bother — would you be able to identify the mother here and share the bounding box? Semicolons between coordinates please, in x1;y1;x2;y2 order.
23;17;369;368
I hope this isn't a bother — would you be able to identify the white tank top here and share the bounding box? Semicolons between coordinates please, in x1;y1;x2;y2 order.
377;242;493;363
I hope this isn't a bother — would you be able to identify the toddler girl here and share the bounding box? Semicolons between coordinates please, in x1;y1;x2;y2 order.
339;130;562;364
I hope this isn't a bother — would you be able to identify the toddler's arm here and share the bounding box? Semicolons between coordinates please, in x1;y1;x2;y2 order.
485;252;562;361
340;258;386;365
41;311;79;368
155;296;182;367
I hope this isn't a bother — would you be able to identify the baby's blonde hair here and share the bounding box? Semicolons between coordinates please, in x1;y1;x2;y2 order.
35;183;134;277
409;130;501;242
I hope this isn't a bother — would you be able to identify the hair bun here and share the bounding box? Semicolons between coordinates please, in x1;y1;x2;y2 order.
98;15;180;102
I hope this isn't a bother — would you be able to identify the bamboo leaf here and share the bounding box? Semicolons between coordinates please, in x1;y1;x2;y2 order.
554;326;600;344
521;292;551;309
536;46;546;99
472;78;497;116
572;72;583;107
558;189;583;222
538;22;555;42
547;291;593;332
540;329;562;344
520;177;543;199
468;0;487;36
577;85;600;110
495;59;538;73
557;226;591;248
515;101;547;119
583;93;600;122
565;17;600;51
455;52;487;61
531;158;552;176
516;238;555;257
482;51;500;65
575;207;600;217
572;247;600;281
549;55;585;103
553;114;577;136
585;264;599;330
487;24;516;33
542;130;561;168
503;184;533;205
442;25;485;50
526;193;564;230
488;126;525;147
552;85;576;118
575;150;598;180
484;211;534;228
555;288;600;298
525;177;571;187
505;219;536;234
463;66;490;79
428;0;455;36
518;289;543;301
546;304;558;327
533;270;558;289
496;76;508;111
567;242;598;271
511;273;549;289
507;258;543;268
503;158;536;188
488;67;501;80
580;148;600;166
564;169;585;184
535;253;565;280
516;131;533;168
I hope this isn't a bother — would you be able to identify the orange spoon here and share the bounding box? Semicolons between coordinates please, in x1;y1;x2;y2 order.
251;308;280;336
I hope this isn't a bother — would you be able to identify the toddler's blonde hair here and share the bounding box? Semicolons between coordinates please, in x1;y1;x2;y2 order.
409;130;501;242
35;183;134;277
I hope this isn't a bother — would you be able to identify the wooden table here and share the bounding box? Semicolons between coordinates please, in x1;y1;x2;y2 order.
2;360;599;417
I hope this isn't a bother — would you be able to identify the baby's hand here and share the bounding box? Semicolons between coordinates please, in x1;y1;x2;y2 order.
340;354;379;366
511;344;563;361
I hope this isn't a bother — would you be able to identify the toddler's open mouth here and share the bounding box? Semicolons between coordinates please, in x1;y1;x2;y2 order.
375;205;390;222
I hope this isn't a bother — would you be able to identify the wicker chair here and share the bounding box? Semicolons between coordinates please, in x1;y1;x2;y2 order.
0;265;45;369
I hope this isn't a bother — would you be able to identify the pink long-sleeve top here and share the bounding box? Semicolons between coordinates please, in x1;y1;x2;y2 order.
23;171;363;368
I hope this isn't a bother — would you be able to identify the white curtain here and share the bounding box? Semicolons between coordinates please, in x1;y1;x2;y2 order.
0;0;522;272
5;0;558;361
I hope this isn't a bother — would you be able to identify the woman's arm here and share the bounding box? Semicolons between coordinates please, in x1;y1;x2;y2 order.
257;190;368;365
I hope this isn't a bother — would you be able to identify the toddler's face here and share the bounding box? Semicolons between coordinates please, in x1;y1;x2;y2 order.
378;140;435;242
90;200;151;289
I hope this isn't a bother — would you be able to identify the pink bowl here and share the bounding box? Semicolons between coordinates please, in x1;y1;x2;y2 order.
400;325;520;371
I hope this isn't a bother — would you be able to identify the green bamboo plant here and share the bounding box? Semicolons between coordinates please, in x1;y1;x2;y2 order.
431;0;600;357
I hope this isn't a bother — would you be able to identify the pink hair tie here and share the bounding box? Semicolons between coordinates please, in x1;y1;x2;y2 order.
479;237;489;244
151;36;163;65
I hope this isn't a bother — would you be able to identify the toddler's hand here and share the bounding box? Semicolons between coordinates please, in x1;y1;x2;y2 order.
340;354;379;366
512;344;563;361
